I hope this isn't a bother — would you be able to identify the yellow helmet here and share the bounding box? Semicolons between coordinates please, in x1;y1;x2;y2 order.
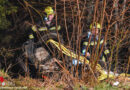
44;6;54;16
90;22;101;29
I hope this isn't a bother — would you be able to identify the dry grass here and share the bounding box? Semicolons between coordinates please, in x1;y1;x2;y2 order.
0;70;9;78
0;69;130;89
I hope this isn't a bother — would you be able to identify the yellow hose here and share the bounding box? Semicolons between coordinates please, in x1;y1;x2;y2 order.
46;39;130;81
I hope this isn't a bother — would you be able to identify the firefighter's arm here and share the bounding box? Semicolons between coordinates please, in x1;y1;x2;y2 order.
27;25;37;40
49;25;61;31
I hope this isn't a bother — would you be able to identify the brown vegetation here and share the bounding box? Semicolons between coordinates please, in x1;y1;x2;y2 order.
0;0;129;89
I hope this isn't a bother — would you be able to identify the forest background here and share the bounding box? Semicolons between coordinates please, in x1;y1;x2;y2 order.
0;0;129;89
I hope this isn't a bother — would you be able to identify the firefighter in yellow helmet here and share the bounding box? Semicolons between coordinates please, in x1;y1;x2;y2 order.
44;6;54;17
43;6;55;25
25;6;63;65
29;6;61;40
80;22;110;69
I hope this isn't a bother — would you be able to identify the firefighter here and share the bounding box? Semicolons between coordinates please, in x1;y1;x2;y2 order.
25;6;62;63
29;6;62;40
81;22;110;69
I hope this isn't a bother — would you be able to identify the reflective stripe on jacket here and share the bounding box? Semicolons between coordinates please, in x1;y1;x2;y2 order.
29;34;34;39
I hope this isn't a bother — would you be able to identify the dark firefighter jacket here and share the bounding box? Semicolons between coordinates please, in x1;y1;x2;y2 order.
28;17;61;41
81;31;110;62
25;17;62;64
